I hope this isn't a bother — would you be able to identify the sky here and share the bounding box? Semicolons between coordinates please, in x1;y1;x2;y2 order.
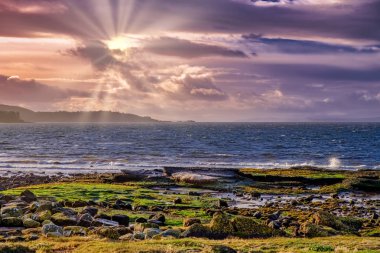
0;0;379;122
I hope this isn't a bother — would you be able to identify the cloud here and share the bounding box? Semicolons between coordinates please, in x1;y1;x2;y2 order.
143;37;248;58
0;75;89;104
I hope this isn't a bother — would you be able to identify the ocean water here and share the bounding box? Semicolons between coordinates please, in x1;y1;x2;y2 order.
0;122;379;174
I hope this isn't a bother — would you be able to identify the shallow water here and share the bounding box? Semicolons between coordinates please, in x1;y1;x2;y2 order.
0;122;379;174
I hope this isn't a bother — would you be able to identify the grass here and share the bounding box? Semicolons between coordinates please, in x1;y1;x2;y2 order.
1;236;379;253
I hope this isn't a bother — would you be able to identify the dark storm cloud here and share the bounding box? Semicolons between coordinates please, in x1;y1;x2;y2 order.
0;75;89;103
0;0;379;42
242;34;380;54
144;37;248;58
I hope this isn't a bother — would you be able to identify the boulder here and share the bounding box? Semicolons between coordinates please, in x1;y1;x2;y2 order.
93;218;119;227
231;216;274;238
94;226;133;240
22;218;40;228
135;217;148;223
51;212;77;226
77;213;94;227
32;210;52;223
35;201;54;212
1;217;23;227
181;223;211;238
183;218;201;227
42;223;64;237
160;229;181;238
20;190;37;203
301;222;339;238
209;212;234;239
112;215;129;226
133;232;145;240
134;223;159;233
144;228;162;239
80;206;98;217
313;211;363;233
1;206;23;218
217;199;228;208
149;213;165;223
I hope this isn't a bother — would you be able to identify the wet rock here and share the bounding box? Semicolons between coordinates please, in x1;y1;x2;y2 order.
112;215;129;226
42;223;64;237
204;245;237;253
183;218;201;227
20;190;37;203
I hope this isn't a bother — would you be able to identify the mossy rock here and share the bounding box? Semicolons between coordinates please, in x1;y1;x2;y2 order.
231;216;275;238
51;212;77;226
32;210;52;222
63;226;89;237
134;223;159;233
301;222;339;237
0;206;23;218
22;218;40;228
209;212;234;239
93;226;132;240
181;223;212;238
313;211;362;233
1;217;23;227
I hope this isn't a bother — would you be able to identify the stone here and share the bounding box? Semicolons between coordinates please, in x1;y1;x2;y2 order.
94;226;133;240
135;217;148;223
209;212;234;239
35;201;54;212
1;206;23;218
231;216;274;238
300;222;339;238
144;228;162;239
253;211;262;219
112;215;129;226
134;223;159;233
20;190;37;203
63;226;89;237
119;233;133;241
268;211;282;221
77;213;94;227
174;197;182;204
149;213;165;223
32;210;52;222
51;212;77;226
22;218;40;228
181;223;211;238
93;218;119;227
160;229;181;238
183;218;201;227
1;217;23;227
217;199;229;208
81;206;98;217
133;232;145;240
42;223;64;237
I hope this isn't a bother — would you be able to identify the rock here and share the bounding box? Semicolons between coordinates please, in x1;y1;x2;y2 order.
1;206;23;218
113;200;132;210
22;218;40;228
160;229;181;238
133;232;145;240
183;218;201;227
71;200;88;208
253;211;262;219
217;199;229;208
144;228;162;239
35;201;54;212
134;223;159;233
63;226;89;237
231;216;275;238
94;226;133;240
268;211;282;221
174;197;182;204
32;210;52;222
1;217;23;227
135;217;148;223
300;222;338;238
77;213;94;227
204;245;237;253
81;206;98;217
209;212;234;239
51;212;77;226
42;223;64;237
268;220;281;229
181;223;211;238
312;211;363;232
20;190;37;203
119;233;133;241
149;213;165;223
112;215;129;226
93;218;119;227
371;213;379;220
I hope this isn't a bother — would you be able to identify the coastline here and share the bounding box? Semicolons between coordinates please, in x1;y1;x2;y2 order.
0;166;379;252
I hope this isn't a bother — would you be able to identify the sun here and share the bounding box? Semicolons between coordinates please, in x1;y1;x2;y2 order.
105;35;141;51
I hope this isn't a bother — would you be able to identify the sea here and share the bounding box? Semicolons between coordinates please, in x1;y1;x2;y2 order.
0;122;379;174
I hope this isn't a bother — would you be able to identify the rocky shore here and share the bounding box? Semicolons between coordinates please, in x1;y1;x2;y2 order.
0;167;379;252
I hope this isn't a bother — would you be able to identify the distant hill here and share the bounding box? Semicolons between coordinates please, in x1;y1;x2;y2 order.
0;104;160;123
0;111;24;123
